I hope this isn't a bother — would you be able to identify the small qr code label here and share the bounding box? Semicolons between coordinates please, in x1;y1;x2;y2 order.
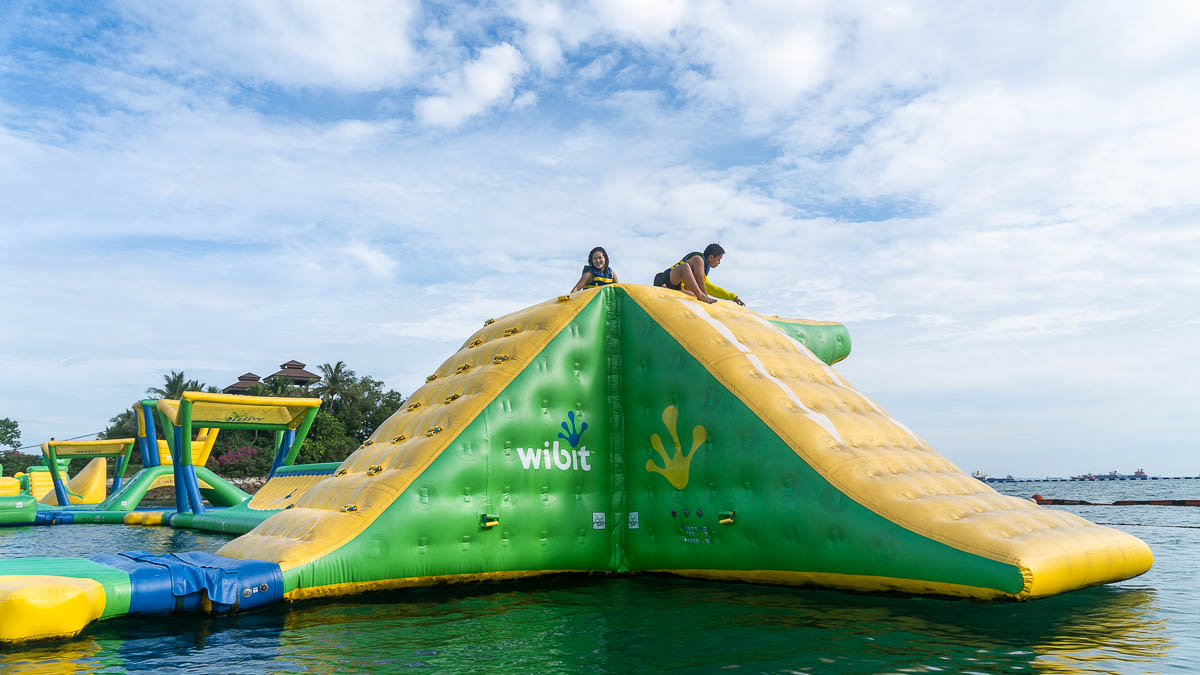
628;512;640;529
592;512;606;530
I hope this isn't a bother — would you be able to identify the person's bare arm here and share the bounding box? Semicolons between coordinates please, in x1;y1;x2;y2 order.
570;271;593;293
684;256;716;303
705;279;744;305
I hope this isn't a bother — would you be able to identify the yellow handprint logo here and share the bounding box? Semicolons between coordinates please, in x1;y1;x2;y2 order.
645;405;707;490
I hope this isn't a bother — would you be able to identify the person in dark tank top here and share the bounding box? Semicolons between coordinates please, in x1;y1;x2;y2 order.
652;243;744;306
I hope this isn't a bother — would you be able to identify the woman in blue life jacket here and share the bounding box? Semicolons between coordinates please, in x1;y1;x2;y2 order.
653;243;744;306
570;246;619;293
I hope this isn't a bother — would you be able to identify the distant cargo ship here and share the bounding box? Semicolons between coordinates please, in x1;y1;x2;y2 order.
971;469;1197;483
970;471;1016;483
1071;469;1149;481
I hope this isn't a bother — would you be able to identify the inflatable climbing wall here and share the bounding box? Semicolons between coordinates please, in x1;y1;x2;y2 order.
218;284;1151;601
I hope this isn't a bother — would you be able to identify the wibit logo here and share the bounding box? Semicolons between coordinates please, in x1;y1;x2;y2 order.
515;411;593;472
645;406;706;490
558;411;587;448
225;410;267;423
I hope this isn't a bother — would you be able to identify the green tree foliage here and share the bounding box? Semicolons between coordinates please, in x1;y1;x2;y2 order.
0;417;20;451
1;450;40;477
96;364;404;478
100;409;138;441
314;361;355;404
0;419;33;476
334;376;406;440
146;370;206;400
262;375;299;397
292;411;358;464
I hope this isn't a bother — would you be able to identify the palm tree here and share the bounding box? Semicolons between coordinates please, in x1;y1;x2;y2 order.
314;361;356;405
100;409;138;441
263;375;298;397
146;370;206;400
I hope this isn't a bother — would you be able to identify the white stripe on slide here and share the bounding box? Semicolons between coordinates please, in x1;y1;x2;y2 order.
678;300;844;444
752;315;924;446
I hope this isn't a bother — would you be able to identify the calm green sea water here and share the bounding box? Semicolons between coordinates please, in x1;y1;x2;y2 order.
2;480;1197;674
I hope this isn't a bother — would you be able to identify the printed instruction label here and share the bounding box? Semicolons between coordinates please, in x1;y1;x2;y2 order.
628;511;640;529
681;524;712;544
592;512;606;530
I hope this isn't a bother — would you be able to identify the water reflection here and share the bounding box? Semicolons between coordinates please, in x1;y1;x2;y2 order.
0;575;1175;673
0;524;232;559
191;575;1164;674
1;638;104;674
1;499;1189;674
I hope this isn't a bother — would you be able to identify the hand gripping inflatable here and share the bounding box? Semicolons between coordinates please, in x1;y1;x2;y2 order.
0;284;1152;642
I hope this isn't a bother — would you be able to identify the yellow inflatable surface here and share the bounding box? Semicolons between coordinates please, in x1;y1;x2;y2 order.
220;294;592;572
26;470;69;501
39;458;108;506
0;575;106;643
0;477;19;497
155;429;219;466
624;285;1152;598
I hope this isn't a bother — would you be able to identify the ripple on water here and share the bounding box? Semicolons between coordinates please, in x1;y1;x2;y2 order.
2;481;1199;673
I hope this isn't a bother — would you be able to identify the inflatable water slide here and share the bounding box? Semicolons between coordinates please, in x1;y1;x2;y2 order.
0;285;1152;642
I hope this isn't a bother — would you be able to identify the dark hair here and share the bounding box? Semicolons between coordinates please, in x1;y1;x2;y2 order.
703;243;725;258
587;246;610;270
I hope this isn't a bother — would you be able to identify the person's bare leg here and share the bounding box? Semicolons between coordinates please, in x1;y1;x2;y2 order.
669;259;715;303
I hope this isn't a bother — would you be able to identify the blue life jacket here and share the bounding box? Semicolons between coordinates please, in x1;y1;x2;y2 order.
583;265;616;288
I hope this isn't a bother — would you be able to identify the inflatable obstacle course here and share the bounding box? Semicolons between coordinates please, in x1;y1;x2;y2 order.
38;439;135;506
149;392;333;534
0;284;1153;643
0;394;328;529
146;392;321;515
0;441;132;525
16;461;70;501
171;462;343;535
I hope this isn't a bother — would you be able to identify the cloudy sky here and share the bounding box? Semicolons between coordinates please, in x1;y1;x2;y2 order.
1;1;1197;477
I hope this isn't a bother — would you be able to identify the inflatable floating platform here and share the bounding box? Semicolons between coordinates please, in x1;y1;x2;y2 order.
0;284;1152;643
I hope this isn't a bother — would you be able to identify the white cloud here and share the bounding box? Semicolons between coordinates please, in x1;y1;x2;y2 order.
512;90;538;109
341;242;398;279
577;52;620;81
3;1;1199;477
510;0;583;74
592;0;686;43
679;4;835;112
414;43;529;128
119;0;420;89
